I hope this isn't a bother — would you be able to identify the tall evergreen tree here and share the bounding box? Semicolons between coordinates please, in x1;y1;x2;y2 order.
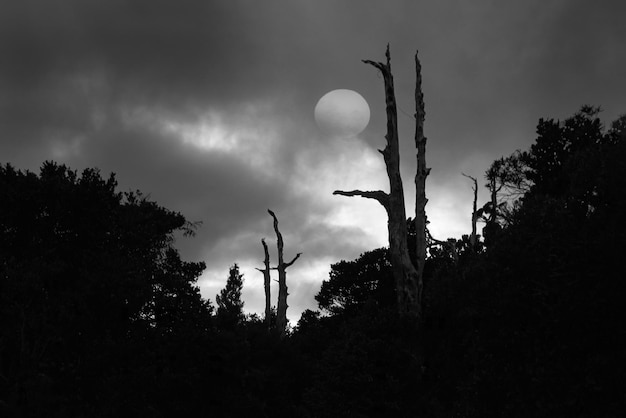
216;264;245;330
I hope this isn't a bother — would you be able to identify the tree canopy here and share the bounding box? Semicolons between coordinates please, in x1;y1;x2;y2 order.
0;161;212;415
1;106;625;416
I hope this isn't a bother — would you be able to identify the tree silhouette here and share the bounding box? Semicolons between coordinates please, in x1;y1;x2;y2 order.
216;264;245;330
0;161;211;415
316;248;395;315
267;209;301;337
334;45;421;318
412;49;429;320
255;238;273;331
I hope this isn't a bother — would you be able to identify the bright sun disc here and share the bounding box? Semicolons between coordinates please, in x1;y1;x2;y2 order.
314;89;370;137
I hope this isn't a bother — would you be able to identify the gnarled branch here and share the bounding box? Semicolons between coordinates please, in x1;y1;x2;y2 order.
285;252;302;269
333;189;390;212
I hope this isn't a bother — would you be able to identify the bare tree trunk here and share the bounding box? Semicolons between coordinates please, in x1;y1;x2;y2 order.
334;45;420;318
413;51;429;319
255;238;272;331
490;177;498;225
267;209;301;336
462;173;478;250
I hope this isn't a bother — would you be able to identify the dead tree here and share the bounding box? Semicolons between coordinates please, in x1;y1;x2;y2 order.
462;173;478;250
334;45;420;318
255;238;272;331
267;209;301;336
413;51;429;318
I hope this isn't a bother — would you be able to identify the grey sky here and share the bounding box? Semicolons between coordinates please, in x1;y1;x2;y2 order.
1;0;625;322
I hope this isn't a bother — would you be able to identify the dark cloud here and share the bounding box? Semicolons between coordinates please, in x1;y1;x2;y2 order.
1;0;625;321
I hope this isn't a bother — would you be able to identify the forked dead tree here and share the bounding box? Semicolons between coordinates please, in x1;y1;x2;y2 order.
255;238;272;331
334;45;421;318
267;209;301;336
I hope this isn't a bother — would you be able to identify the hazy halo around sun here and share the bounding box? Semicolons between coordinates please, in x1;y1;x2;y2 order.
314;89;370;138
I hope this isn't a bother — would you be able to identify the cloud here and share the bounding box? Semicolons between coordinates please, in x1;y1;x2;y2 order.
2;0;625;323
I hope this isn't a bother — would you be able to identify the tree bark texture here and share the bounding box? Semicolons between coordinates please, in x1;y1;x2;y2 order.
255;238;272;331
334;45;420;318
267;209;301;336
413;51;429;320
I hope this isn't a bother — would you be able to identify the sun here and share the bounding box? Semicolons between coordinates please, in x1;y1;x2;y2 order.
314;89;370;138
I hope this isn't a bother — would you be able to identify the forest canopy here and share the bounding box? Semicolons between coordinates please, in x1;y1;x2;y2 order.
1;106;625;416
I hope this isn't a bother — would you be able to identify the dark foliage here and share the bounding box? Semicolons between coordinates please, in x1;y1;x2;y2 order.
0;162;213;415
216;264;245;330
419;107;626;416
1;106;624;416
315;248;395;315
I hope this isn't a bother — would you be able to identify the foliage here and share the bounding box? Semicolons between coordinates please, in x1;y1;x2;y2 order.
420;106;626;416
2;106;625;415
481;150;532;224
0;161;212;415
216;264;245;330
315;248;395;315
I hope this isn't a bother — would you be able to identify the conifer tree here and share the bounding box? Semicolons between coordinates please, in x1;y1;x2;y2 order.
216;264;245;330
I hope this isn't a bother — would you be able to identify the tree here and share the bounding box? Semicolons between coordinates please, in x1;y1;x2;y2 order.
0;161;211;414
334;45;421;318
413;49;429;320
255;238;272;331
437;106;626;416
216;264;245;330
480;150;531;245
315;248;395;315
267;209;301;337
462;173;479;250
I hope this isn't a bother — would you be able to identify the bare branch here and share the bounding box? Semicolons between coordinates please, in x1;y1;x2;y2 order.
285;252;302;269
462;173;477;186
333;189;389;211
362;59;385;72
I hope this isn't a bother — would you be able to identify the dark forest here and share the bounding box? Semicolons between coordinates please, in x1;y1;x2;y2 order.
2;0;626;415
2;38;626;417
2;103;625;416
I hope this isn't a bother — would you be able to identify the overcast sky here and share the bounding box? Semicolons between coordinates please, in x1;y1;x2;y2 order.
2;0;625;323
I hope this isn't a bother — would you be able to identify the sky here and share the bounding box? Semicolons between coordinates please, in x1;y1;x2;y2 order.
2;0;625;324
